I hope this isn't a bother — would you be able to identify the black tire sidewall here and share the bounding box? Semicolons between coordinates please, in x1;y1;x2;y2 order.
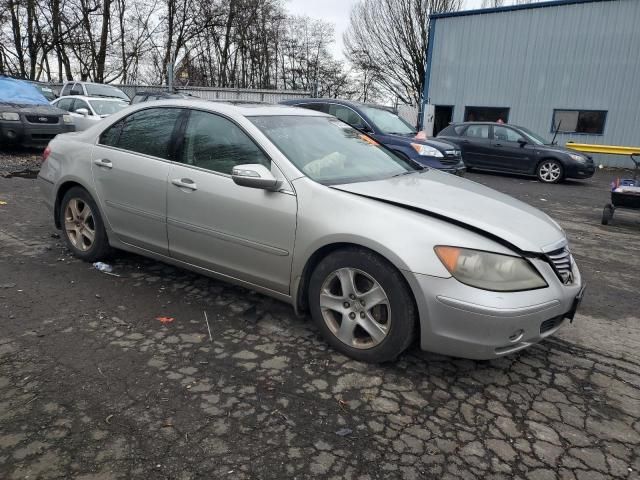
59;187;110;262
308;248;416;363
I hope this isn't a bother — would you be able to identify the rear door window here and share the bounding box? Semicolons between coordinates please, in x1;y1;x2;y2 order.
99;108;182;160
463;124;490;139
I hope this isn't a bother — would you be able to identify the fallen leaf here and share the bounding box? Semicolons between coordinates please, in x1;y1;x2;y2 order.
0;201;7;205
156;316;174;324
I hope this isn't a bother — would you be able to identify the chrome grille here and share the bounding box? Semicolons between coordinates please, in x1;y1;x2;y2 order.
546;247;573;284
26;115;59;124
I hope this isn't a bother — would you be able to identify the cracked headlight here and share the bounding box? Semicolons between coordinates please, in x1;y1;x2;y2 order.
435;246;548;292
411;143;443;158
1;112;20;121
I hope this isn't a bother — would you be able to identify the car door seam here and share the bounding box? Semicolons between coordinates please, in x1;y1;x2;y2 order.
105;200;165;222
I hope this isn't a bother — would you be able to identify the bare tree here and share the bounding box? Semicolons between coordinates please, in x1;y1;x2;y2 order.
344;0;463;107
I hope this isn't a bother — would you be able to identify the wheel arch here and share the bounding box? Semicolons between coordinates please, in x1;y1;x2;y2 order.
293;242;420;337
53;179;96;228
535;157;565;179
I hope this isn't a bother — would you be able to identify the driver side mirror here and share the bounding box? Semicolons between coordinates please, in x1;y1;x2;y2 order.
75;108;89;117
232;164;281;191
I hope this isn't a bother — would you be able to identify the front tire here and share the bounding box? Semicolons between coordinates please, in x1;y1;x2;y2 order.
308;248;416;363
537;159;564;183
59;187;111;262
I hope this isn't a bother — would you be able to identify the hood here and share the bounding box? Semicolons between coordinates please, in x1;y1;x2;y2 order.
333;169;565;253
380;133;457;152
542;144;592;159
0;103;65;115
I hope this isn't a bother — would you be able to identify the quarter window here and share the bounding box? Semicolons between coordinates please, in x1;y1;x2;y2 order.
99;108;182;159
179;110;270;175
61;84;73;96
552;110;607;135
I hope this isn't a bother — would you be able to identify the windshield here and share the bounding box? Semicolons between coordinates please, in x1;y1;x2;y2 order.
89;99;128;116
32;85;56;101
360;106;416;136
250;116;420;185
85;84;129;101
519;126;550;145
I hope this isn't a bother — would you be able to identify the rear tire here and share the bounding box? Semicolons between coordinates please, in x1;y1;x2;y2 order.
308;248;416;363
601;204;614;225
59;187;111;262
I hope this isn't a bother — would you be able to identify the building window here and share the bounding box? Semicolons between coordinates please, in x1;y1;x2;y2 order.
552;110;607;135
464;106;509;123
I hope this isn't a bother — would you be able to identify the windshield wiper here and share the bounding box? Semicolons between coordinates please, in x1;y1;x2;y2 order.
392;171;416;178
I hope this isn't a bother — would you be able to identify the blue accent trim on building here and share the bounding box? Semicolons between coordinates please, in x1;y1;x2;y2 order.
429;0;616;19
421;17;437;129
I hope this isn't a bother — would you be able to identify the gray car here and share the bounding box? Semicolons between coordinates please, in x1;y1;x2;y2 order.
38;100;585;363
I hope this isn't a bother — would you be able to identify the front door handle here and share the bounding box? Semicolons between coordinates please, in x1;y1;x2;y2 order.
171;178;198;191
94;158;112;169
494;143;503;147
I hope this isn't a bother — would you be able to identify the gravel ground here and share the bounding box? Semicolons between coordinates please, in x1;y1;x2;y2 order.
0;148;43;178
0;158;639;480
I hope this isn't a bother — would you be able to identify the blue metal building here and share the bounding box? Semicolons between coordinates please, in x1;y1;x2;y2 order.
423;0;640;167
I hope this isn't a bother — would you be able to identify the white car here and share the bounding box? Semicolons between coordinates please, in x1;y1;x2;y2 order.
51;95;129;131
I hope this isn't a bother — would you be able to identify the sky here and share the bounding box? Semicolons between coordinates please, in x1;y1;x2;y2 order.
285;0;485;60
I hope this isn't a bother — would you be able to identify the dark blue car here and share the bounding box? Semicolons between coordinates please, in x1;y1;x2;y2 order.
280;98;466;175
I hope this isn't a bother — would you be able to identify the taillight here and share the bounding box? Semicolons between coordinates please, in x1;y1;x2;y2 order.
43;145;51;161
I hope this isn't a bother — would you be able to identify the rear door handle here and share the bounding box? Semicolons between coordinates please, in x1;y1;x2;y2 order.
171;178;197;191
494;143;503;147
94;158;112;169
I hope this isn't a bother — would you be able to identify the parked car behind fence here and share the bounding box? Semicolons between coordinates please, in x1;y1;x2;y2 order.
52;95;129;131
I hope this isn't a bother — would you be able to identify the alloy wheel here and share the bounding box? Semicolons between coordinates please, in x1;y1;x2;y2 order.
538;161;562;183
64;198;96;252
319;268;391;349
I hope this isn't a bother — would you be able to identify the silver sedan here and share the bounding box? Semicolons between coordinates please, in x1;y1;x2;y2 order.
38;100;585;363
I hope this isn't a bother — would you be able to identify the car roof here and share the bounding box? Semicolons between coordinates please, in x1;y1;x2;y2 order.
282;98;397;112
131;98;327;117
55;95;127;102
453;121;523;128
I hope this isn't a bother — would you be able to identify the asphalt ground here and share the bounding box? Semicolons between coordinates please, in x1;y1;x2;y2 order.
0;152;639;480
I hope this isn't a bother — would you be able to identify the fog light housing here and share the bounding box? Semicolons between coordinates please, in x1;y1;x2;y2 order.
509;329;524;342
